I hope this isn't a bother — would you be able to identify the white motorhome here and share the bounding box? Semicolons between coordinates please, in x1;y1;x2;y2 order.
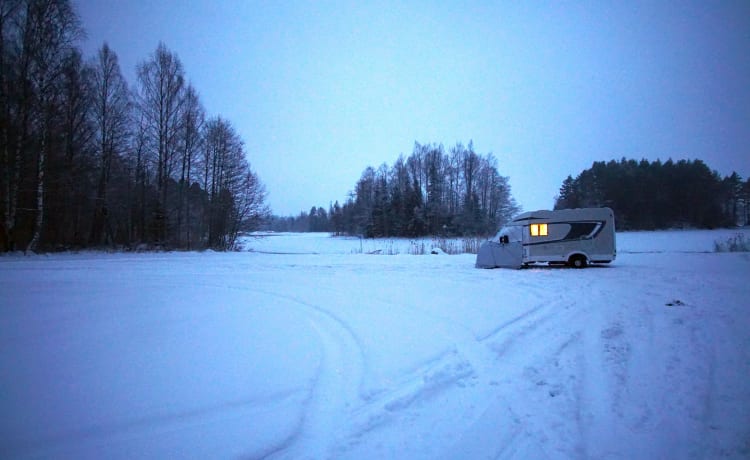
476;207;616;269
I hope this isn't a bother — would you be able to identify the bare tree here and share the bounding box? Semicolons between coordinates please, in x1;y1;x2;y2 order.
442;141;481;234
230;167;269;247
89;42;130;245
1;8;272;252
136;42;184;243
203;116;239;247
14;0;81;251
130;111;149;243
200;116;267;249
1;0;23;250
48;48;94;247
335;140;519;238
176;84;203;248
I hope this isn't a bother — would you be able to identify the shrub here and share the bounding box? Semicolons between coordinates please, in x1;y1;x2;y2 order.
409;240;427;255
713;233;750;252
431;237;483;255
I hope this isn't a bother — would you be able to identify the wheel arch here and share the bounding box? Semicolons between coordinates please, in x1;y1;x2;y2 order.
566;252;589;268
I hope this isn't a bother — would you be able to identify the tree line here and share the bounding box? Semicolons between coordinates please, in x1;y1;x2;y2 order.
270;141;520;237
555;158;749;230
1;0;268;252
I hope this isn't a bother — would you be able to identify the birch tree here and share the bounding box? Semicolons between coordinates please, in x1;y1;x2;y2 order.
176;84;203;248
136;42;184;243
1;0;23;250
48;48;93;246
89;42;130;245
16;0;81;251
202;116;263;249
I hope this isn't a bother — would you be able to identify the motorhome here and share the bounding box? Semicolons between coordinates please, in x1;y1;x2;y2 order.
475;207;616;269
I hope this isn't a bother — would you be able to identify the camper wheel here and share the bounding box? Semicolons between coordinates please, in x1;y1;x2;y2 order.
569;254;588;269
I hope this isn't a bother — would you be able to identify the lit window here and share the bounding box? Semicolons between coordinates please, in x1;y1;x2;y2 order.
530;223;548;237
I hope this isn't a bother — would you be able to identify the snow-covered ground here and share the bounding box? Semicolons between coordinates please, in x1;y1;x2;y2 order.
246;228;748;255
1;230;749;459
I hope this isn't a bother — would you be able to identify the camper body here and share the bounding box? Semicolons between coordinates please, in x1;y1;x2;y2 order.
475;207;616;269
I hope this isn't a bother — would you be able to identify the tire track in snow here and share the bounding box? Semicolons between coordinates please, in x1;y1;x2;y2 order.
215;280;486;458
248;269;609;459
349;273;593;459
1;390;307;459
183;281;367;459
342;348;476;450
301;288;484;455
347;272;591;459
272;289;498;459
446;278;598;459
265;282;501;458
576;273;671;459
203;272;605;458
577;267;723;459
233;287;367;460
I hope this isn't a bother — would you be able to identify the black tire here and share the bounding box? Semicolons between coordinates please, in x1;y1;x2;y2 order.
569;254;588;269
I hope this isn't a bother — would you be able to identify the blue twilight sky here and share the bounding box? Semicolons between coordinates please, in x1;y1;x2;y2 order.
74;0;750;216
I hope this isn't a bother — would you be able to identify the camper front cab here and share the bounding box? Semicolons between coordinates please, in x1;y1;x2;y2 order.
476;207;616;269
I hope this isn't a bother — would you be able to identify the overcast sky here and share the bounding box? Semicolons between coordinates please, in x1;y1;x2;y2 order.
74;0;750;216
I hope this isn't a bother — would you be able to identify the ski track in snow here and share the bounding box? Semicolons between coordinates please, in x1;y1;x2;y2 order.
1;231;749;459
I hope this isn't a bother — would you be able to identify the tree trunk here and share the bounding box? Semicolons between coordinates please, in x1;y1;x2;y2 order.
7;104;29;252
90;166;108;245
27;120;47;253
185;148;192;249
177;145;187;247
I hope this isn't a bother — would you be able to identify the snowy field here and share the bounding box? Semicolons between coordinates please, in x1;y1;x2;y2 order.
1;229;749;459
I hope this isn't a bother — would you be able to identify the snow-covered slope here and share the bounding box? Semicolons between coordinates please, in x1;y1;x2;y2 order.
1;230;749;459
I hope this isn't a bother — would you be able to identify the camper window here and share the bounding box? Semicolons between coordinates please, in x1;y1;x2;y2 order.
530;223;548;237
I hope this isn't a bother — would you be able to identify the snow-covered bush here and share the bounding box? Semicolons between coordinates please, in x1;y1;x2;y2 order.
430;237;483;255
408;240;427;255
713;233;750;252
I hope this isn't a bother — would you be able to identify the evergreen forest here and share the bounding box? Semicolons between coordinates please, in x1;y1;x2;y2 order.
555;159;749;230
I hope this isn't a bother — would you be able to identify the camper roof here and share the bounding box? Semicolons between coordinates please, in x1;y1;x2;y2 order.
511;207;613;223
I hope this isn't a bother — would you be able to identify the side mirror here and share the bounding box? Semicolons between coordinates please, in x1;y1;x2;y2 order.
500;235;509;244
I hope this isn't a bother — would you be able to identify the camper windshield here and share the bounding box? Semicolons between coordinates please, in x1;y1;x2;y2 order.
494;225;522;243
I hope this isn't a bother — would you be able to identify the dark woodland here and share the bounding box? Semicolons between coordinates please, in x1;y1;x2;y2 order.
555;159;749;230
0;0;269;252
275;156;748;236
270;141;520;238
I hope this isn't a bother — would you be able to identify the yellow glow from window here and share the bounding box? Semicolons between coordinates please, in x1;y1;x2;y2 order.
530;223;548;237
